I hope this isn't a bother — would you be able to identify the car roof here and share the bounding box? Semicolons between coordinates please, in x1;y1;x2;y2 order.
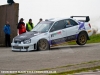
46;17;72;22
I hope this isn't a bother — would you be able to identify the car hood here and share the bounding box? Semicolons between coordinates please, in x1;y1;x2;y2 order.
14;31;41;41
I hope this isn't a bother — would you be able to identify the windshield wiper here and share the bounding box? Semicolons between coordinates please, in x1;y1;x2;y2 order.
32;31;38;32
32;31;42;33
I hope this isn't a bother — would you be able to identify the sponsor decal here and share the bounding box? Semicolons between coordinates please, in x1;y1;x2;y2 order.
76;34;78;39
51;31;61;37
51;40;76;47
78;21;85;30
50;35;76;45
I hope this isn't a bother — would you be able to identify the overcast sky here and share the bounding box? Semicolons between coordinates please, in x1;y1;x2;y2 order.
0;0;100;25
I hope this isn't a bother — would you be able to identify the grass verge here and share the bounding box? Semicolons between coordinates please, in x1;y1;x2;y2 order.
40;60;100;71
68;34;100;45
49;66;100;75
5;60;100;75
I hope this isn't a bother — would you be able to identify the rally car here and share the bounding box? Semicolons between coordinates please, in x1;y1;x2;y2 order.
11;16;93;51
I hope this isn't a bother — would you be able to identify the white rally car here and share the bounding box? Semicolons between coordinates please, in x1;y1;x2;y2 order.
11;16;93;51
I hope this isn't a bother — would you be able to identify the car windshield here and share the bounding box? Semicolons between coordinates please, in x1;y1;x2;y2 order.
32;21;54;33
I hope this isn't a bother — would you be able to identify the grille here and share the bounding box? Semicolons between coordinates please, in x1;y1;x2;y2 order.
14;41;21;44
13;46;23;49
24;46;29;49
13;46;29;49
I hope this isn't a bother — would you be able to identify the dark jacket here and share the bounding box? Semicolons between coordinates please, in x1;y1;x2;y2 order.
7;0;14;4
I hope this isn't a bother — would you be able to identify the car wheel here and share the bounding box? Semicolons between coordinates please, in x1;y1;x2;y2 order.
76;32;87;45
37;39;50;50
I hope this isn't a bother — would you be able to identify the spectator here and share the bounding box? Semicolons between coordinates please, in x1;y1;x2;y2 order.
37;18;43;25
17;18;26;35
3;21;11;47
26;19;34;32
7;0;15;5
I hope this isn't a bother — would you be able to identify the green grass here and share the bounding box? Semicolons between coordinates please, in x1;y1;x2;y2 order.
68;34;100;45
49;66;100;75
38;60;100;71
87;34;100;43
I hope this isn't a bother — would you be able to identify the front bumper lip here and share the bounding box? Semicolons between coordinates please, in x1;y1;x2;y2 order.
11;43;34;51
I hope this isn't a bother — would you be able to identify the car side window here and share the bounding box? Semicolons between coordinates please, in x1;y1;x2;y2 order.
50;20;65;32
68;19;78;26
64;19;73;28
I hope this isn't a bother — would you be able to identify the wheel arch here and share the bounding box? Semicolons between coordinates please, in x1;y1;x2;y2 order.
77;31;90;40
37;38;50;50
37;38;50;44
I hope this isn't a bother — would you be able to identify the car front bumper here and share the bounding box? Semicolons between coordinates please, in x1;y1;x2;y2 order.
11;43;36;51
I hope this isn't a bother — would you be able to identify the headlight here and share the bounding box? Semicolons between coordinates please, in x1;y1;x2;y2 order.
23;39;31;44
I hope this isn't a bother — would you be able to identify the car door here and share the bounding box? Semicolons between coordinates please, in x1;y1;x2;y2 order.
62;19;79;41
49;20;65;46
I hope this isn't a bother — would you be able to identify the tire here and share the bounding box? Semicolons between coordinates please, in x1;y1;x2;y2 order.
37;39;50;51
76;32;87;45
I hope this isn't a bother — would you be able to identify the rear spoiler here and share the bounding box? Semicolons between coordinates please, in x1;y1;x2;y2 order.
70;16;90;22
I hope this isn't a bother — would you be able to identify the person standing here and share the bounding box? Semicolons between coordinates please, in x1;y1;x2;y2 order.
26;19;34;32
3;21;11;47
17;18;26;35
7;0;15;5
37;18;43;25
